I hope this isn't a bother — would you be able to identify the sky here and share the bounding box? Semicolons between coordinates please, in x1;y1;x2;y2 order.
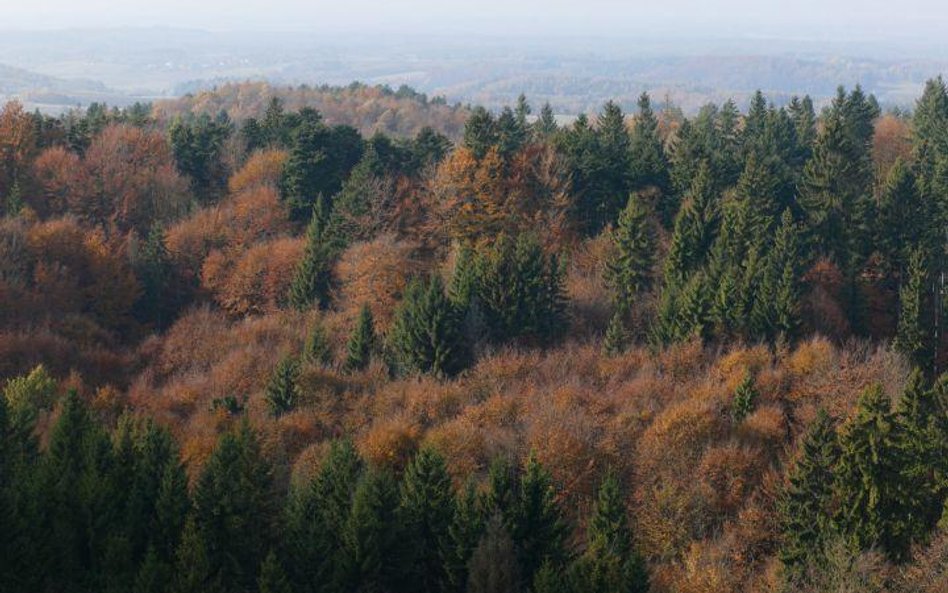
5;0;948;41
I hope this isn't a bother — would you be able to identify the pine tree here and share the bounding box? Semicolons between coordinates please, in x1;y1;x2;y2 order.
778;410;840;579
496;106;526;159
731;372;759;423
834;385;911;560
466;514;521;593
663;163;718;283
257;551;292;593
390;275;468;377
594;101;632;230
895;248;933;371
446;482;486;593
606;193;655;314
134;546;170;593
534;103;558;139
463;107;497;160
265;355;301;417
345;304;376;372
398;448;457;593
577;471;649;593
288;201;334;310
172;518;222;593
133;224;178;329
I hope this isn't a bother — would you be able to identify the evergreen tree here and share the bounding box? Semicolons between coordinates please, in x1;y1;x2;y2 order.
577;471;649;593
877;159;927;274
341;469;404;591
463;107;498;160
134;546;170;593
345;304;376;372
731;372;759;423
466;514;521;593
172;517;222;593
895;248;934;371
496;106;526;159
511;452;567;584
593;101;632;230
257;551;292;593
133;224;179;329
534;103;559;138
603;309;630;357
788;95;817;164
168;113;232;202
265;355;301;417
628;92;670;197
398;448;457;593
390;275;468;377
663;162;718;283
606;193;655;314
446;482;486;593
302;321;332;368
191;422;276;591
778;410;840;579
834;385;911;560
288;200;334;310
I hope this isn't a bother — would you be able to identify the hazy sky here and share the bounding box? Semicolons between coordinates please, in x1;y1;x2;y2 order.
6;0;948;40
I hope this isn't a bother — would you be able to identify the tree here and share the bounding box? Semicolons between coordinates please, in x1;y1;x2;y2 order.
603;309;630;357
265;356;301;417
257;551;292;593
398;448;456;593
510;452;567;584
606;193;655;314
779;409;840;579
191;422;276;592
663;163;718;283
289;199;334;310
341;469;404;591
593;101;632;230
534;103;558;139
391;275;468;377
168;112;232;203
731;372;759;423
834;385;911;560
895;248;934;371
446;482;485;592
133;224;179;329
629;93;670;198
466;514;521;593
302;321;332;368
463;107;497;160
345;304;376;372
577;471;649;593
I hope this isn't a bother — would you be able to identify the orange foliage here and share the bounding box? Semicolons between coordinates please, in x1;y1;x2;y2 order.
0;101;37;196
201;236;304;316
228;148;288;194
872;114;912;178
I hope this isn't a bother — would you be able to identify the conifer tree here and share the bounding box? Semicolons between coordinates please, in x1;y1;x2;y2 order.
577;471;649;593
172;518;222;593
731;372;759;423
511;452;567;585
133;224;178;329
629;92;670;196
345;304;376;372
895;248;933;371
663;163;718;283
342;469;404;591
289;200;334;310
265;355;301;417
834;385;911;560
191;422;276;592
466;514;521;593
446;482;486;593
134;546;169;593
257;551;292;593
390;275;468;377
463;107;497;160
606;193;655;314
603;309;630;357
594;101;632;229
496;106;526;159
534;103;559;138
398;448;456;593
778;410;840;579
302;321;332;368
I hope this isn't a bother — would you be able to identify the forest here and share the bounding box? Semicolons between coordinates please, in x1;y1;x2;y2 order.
0;77;947;593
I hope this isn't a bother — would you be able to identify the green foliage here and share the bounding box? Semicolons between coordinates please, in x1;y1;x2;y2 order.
463;107;498;160
168;112;232;202
466;514;521;593
288;201;334;310
510;452;568;584
345;304;377;372
133;224;180;329
629;93;670;197
390;275;469;377
342;468;404;591
603;309;629;357
257;551;292;593
606;193;655;314
301;321;332;367
265;355;301;417
895;248;933;371
731;372;759;423
779;409;840;578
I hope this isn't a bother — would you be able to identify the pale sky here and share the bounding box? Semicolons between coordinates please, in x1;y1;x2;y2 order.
4;0;947;40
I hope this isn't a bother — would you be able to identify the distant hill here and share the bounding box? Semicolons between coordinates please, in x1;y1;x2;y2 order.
0;62;143;112
152;81;470;139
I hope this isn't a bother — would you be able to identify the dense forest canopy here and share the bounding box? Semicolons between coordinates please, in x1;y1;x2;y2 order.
1;77;948;593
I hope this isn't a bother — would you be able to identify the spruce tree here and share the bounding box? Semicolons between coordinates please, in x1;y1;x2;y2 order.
731;372;759;423
534;103;559;139
577;471;649;593
265;355;301;417
511;452;567;585
398;448;457;593
390;275;468;377
172;518;222;593
341;469;404;592
778;410;840;579
603;309;630;357
345;304;376;372
606;193;655;314
466;514;521;593
446;482;486;593
594;101;632;230
191;422;276;591
257;551;292;593
895;248;933;371
834;385;911;560
628;92;670;196
463;107;497;160
288;201;333;310
302;321;332;368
